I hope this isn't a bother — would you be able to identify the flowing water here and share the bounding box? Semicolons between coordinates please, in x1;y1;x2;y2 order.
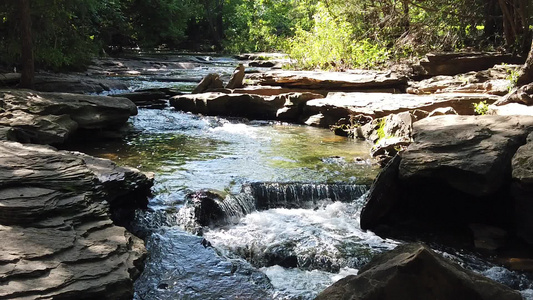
71;55;533;299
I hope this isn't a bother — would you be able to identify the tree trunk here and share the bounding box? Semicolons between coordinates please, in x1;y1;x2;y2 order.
19;0;34;89
517;40;533;86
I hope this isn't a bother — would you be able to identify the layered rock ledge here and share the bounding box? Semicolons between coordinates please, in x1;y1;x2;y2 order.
0;141;153;300
169;90;501;128
0;90;137;144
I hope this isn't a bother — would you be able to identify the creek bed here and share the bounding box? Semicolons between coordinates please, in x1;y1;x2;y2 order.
67;54;533;299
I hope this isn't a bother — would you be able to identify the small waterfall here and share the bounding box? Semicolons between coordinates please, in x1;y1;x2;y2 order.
217;193;257;223
135;182;369;236
243;182;368;210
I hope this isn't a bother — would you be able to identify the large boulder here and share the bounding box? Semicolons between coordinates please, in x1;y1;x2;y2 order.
361;115;533;240
0;90;137;144
0;141;153;300
303;92;500;127
316;243;522;300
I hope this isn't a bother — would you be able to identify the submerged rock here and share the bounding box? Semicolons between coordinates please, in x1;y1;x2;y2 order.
0;90;137;144
0;141;153;300
316;243;522;300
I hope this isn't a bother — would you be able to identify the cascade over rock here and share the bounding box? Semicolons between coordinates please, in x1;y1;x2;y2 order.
0;141;153;299
0;90;137;144
316;243;522;300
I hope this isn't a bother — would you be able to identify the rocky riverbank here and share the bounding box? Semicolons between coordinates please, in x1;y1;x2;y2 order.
2;51;533;299
0;87;153;299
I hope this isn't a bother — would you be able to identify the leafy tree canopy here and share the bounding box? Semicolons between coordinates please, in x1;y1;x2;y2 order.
0;0;531;71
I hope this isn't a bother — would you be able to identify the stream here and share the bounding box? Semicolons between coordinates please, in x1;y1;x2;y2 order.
70;54;533;299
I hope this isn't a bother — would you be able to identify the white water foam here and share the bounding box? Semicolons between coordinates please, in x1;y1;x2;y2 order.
260;265;359;299
204;201;398;298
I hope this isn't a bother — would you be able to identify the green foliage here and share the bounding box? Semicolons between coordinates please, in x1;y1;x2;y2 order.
287;4;389;70
473;100;489;115
376;118;387;141
506;68;520;91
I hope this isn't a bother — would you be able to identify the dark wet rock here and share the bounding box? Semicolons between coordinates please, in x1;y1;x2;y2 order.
513;132;533;244
248;70;407;91
303;92;500;127
361;115;533;242
169;92;323;122
469;223;508;251
112;91;168;108
419;52;524;76
360;155;401;230
249;60;276;68
134;228;273;300
316;243;522;300
192;73;224;94
0;90;137;144
0;140;152;300
226;64;245;89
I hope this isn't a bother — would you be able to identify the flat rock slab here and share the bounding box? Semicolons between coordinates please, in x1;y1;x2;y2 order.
303;92;501;126
0;90;137;144
0;141;152;299
170;92;324;121
316;243;522;300
248;70;407;90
